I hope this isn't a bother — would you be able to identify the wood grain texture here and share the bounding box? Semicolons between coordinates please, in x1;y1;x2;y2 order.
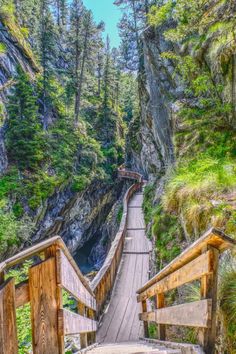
140;299;212;328
137;251;212;302
59;309;97;335
29;257;61;354
0;278;18;354
198;246;219;354
57;249;96;310
15;280;29;308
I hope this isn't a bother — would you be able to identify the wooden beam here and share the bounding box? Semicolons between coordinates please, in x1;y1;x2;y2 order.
198;246;219;354
156;293;165;341
29;257;62;354
139;299;212;328
137;251;212;302
0;278;18;354
137;228;236;296
58;309;97;336
15;280;29;308
142;300;149;338
0;236;95;300
56;249;96;310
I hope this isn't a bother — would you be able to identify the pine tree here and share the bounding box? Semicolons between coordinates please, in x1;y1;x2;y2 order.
6;67;45;171
114;0;147;70
38;0;58;128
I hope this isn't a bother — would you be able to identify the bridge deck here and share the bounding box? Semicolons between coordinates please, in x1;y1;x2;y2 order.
97;191;151;343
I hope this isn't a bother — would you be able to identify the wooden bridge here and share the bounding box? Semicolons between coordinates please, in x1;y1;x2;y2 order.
0;169;235;354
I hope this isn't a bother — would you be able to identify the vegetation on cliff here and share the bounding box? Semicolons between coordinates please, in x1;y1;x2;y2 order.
0;0;138;258
142;0;236;350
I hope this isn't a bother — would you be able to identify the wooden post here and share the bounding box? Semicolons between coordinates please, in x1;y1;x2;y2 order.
198;247;219;354
155;293;166;340
29;257;63;354
142;300;149;338
87;308;96;345
0;278;18;354
78;301;88;349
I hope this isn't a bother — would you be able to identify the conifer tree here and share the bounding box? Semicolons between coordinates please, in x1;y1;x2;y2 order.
38;0;58;128
6;68;44;171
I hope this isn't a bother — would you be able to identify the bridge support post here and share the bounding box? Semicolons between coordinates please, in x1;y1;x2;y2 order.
87;308;96;345
142;300;149;337
29;257;64;354
78;302;88;348
0;278;18;354
155;293;166;341
198;246;219;354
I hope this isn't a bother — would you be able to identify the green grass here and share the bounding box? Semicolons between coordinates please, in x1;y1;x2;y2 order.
163;154;236;238
219;263;236;352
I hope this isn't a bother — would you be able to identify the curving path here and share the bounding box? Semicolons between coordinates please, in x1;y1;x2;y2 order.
97;188;151;343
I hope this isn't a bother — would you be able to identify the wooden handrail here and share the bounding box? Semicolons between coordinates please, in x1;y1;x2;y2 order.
91;168;143;316
0;237;97;353
118;168;143;183
137;228;236;354
0;167;144;352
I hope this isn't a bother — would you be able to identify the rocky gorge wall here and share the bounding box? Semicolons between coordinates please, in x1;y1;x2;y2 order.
0;16;127;267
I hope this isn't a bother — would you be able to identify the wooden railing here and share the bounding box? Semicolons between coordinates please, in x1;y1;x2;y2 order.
91;168;143;316
137;228;236;354
0;237;97;354
118;166;143;183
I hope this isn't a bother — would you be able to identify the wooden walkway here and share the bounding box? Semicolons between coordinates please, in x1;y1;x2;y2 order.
97;191;151;343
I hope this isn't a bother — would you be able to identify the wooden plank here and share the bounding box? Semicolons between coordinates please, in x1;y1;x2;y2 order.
198;246;219;354
29;258;61;354
142;300;149;337
137;228;236;295
137;251;212;302
15;280;29;308
57;250;96;310
0;278;18;354
156;293;165;340
58;309;97;335
0;237;95;300
139;300;212;328
78;302;88;348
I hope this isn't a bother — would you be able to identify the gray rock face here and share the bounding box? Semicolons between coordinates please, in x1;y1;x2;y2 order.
129;27;187;179
129;25;182;179
31;179;125;256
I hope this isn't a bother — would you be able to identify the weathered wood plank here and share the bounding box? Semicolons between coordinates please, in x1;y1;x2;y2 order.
57;250;96;310
137;228;236;295
29;257;61;354
156;293;165;341
139;300;212;328
198;246;219;354
137;251;212;302
59;309;97;335
0;278;18;354
15;280;29;308
0;237;95;300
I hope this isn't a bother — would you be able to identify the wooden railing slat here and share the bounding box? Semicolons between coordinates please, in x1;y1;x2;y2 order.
0;278;18;354
58;309;97;336
137;228;236;296
139;299;212;328
29;257;62;354
57;250;96;310
137;251;212;302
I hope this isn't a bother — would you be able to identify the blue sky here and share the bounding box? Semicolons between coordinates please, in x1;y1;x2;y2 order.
83;0;122;48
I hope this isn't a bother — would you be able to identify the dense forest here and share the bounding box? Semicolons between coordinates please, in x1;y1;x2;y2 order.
0;0;236;353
